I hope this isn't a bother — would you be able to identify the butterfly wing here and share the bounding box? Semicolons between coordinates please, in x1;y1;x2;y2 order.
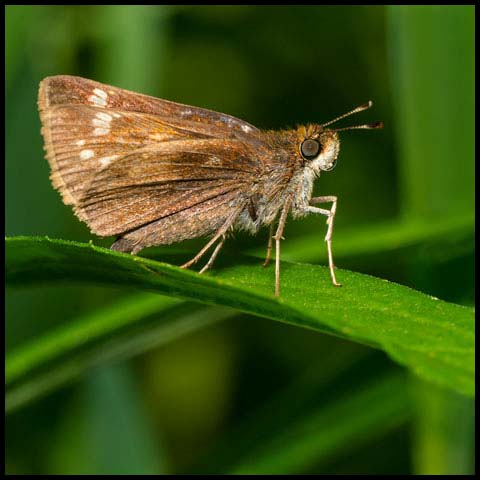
38;76;267;252
40;75;262;140
77;139;262;235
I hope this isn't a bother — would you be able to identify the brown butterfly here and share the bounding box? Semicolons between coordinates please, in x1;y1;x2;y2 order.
38;75;382;296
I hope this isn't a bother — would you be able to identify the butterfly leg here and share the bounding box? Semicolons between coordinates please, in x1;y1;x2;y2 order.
305;195;341;287
181;205;243;271
273;198;293;297
263;222;275;267
181;230;226;270
199;234;226;274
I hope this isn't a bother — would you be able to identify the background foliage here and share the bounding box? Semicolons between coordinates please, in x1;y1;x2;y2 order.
6;5;474;474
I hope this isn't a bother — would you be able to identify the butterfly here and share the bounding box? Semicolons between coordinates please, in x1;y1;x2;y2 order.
38;75;382;296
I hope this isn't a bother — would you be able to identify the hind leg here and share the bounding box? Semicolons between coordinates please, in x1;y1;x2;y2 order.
181;205;243;271
199;234;226;274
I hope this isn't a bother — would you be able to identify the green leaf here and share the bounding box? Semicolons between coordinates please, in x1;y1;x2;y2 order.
6;236;474;397
229;372;410;474
388;5;474;219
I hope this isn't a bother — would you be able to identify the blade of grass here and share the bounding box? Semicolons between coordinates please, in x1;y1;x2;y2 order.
388;5;475;474
410;377;474;475
257;214;474;264
6;292;234;413
228;372;410;474
191;344;373;473
6;236;474;397
92;5;170;94
6;293;178;384
388;6;474;219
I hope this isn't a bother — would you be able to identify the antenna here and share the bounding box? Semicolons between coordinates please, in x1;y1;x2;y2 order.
332;121;384;132
322;101;381;130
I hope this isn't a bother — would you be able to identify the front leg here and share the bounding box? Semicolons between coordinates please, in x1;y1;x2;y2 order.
301;195;341;287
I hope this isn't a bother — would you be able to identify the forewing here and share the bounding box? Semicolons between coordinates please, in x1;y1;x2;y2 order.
38;75;267;240
40;75;262;140
39;101;214;206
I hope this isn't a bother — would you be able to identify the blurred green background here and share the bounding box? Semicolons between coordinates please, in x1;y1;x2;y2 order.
5;5;474;474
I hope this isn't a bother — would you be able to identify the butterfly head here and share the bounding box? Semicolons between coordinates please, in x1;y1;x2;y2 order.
299;127;340;173
298;101;383;174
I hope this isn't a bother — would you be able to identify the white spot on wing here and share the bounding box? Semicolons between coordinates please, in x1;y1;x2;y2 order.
80;149;95;160
93;88;108;99
99;155;118;167
89;95;107;106
92;118;109;128
242;125;252;133
96;112;112;122
93;128;109;136
75;139;86;146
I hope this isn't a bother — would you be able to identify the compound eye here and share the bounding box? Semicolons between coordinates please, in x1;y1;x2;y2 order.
300;139;321;160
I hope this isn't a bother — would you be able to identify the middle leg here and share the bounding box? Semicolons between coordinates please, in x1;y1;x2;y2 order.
263;222;275;268
273;197;293;297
